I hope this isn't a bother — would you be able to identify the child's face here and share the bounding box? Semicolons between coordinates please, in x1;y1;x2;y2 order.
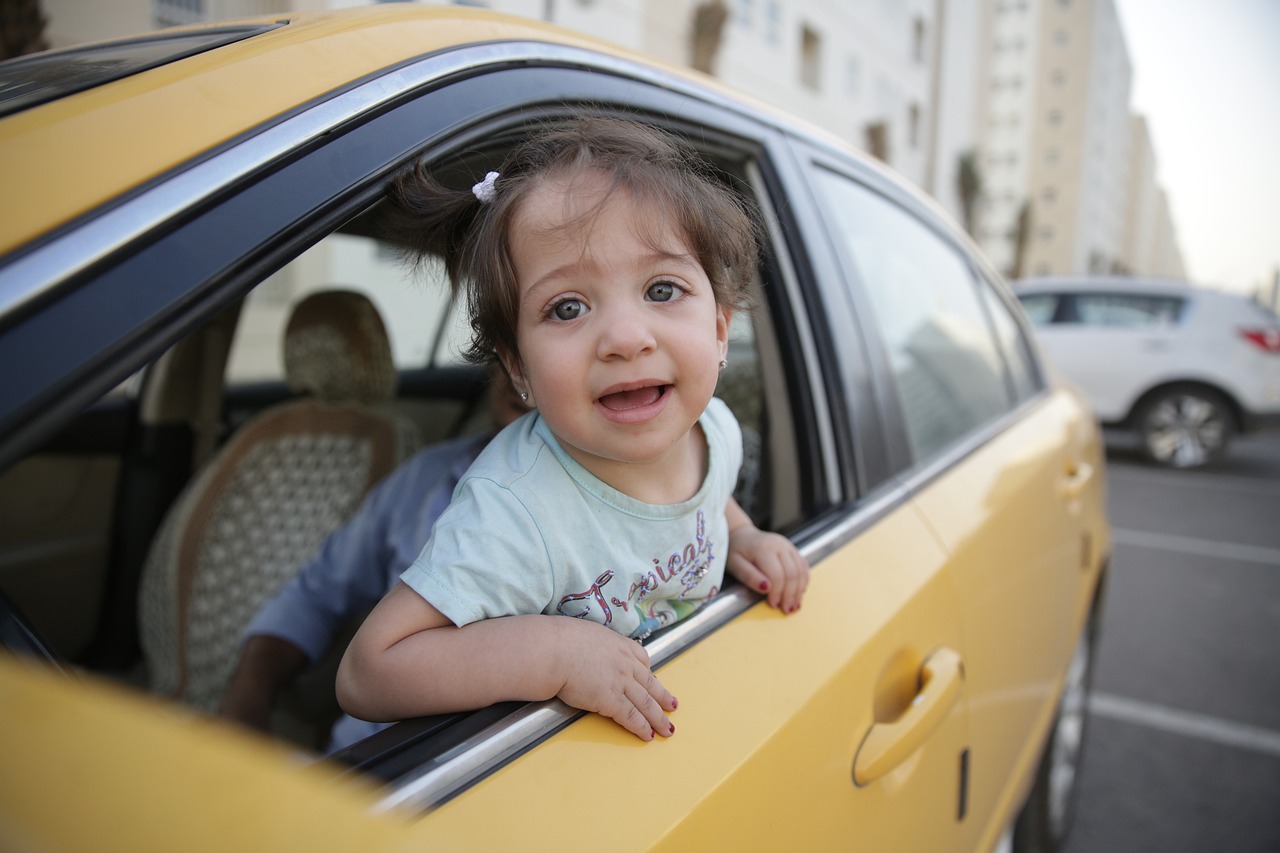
505;170;731;492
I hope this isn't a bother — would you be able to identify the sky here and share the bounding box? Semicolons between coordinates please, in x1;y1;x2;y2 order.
1112;0;1280;297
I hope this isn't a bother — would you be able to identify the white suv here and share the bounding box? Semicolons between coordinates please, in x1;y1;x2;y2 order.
1015;277;1280;468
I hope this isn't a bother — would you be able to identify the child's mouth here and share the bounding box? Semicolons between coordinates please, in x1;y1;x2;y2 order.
598;384;668;411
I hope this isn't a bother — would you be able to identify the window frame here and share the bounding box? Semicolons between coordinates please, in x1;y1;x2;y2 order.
794;142;1049;480
1;42;863;811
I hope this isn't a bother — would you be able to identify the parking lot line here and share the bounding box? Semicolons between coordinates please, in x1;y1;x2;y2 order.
1113;527;1280;567
1089;692;1280;759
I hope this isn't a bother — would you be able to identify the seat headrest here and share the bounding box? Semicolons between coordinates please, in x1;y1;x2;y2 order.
283;290;396;403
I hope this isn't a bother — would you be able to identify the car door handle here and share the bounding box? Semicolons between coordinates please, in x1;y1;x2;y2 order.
854;647;963;786
1063;461;1094;499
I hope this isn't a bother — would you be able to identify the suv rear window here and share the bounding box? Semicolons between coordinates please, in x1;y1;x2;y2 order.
1073;293;1185;327
1018;291;1186;327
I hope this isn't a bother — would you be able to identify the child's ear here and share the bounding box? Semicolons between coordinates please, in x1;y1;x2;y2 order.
716;305;733;361
497;348;531;405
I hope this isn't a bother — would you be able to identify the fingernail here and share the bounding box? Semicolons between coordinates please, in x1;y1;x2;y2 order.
650;729;656;739
671;697;679;710
669;723;675;735
759;580;770;592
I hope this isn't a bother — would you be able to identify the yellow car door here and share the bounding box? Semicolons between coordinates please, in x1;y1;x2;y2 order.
909;385;1108;850
405;497;974;851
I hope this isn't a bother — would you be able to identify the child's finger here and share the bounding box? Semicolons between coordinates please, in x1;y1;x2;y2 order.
725;551;773;598
780;548;810;613
625;678;676;739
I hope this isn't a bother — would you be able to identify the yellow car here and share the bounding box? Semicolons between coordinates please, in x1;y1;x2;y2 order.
0;7;1109;851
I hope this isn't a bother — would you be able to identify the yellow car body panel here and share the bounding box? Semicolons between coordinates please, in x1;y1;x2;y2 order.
0;656;409;852
907;387;1111;853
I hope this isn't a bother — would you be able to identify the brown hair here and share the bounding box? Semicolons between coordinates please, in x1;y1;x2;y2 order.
386;114;761;365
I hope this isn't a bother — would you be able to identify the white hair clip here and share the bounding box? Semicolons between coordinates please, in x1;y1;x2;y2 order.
472;171;500;204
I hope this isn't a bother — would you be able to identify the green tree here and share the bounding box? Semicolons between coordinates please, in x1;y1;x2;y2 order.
1009;200;1032;280
956;150;982;238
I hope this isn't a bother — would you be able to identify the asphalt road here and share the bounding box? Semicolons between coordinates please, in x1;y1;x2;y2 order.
1063;431;1280;852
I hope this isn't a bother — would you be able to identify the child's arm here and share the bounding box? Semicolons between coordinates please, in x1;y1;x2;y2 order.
335;582;677;741
724;497;810;613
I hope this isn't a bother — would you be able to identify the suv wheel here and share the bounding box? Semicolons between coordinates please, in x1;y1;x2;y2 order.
1136;387;1233;468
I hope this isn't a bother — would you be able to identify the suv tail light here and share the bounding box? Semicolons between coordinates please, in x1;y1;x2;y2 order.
1241;328;1280;353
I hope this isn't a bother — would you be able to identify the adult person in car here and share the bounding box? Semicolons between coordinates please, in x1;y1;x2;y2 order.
218;374;528;751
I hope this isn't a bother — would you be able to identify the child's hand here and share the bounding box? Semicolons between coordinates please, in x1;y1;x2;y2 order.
726;525;809;614
551;617;677;741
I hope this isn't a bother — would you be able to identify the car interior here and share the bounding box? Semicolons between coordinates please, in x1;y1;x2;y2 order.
0;122;814;754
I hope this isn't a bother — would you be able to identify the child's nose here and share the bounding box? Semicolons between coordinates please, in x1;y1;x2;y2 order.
597;303;657;361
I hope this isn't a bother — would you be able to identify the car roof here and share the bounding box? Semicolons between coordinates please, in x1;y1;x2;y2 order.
0;7;581;255
0;5;808;260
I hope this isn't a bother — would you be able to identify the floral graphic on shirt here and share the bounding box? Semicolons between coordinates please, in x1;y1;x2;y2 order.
555;510;719;639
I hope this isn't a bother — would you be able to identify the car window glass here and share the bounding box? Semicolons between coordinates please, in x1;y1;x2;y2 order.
1074;293;1184;327
1016;292;1058;325
226;231;459;385
812;168;1012;462
979;280;1040;403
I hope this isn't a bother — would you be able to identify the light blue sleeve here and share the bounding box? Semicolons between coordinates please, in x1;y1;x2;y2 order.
400;476;557;627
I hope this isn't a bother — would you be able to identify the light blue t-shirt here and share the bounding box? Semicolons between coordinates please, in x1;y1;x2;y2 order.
401;397;742;640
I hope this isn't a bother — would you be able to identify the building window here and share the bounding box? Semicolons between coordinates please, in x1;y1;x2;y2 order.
846;55;862;96
153;0;204;27
913;16;926;64
764;1;780;44
800;24;822;90
909;103;920;148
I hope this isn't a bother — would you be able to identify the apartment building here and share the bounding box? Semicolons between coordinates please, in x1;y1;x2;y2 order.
973;0;1181;280
1125;115;1185;277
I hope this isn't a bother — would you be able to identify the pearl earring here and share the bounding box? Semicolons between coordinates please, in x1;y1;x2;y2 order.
520;391;529;402
718;359;727;370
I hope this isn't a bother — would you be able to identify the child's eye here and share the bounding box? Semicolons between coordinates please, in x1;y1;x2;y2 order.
551;298;586;321
647;281;679;302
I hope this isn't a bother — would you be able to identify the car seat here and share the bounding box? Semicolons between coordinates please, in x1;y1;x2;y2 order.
137;289;421;713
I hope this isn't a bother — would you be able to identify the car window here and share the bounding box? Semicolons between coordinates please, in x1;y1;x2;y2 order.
1072;293;1184;327
226;230;459;385
812;169;1014;462
1016;292;1058;325
978;279;1040;403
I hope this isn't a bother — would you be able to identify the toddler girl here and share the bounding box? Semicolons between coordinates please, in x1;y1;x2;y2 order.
337;115;808;741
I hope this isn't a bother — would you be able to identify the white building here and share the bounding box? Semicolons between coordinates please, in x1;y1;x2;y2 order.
971;0;1180;280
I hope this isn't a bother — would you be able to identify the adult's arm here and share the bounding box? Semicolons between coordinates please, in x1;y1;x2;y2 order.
218;635;310;731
